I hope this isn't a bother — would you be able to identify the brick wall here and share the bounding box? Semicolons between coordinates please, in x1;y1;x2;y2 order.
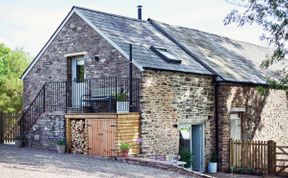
140;70;215;164
217;85;288;170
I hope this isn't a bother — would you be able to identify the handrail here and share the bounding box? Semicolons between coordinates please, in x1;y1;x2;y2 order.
18;83;47;136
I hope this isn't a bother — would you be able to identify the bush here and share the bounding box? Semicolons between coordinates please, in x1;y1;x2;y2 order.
115;93;128;101
15;135;25;140
56;140;66;145
210;151;218;162
179;148;193;168
120;143;130;150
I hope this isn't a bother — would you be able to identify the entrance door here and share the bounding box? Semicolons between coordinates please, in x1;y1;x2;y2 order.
192;124;204;172
71;57;85;107
179;124;205;172
88;119;116;156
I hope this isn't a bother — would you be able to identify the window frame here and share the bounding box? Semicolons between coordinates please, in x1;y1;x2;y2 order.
150;46;182;63
230;113;243;140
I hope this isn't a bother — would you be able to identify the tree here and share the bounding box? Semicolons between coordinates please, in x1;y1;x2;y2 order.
0;43;30;113
224;0;287;68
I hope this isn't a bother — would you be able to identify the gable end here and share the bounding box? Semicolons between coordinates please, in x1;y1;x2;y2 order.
21;7;143;80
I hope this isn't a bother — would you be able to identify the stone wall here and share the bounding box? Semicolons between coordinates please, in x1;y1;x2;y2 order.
22;13;141;149
217;85;288;170
23;13;140;109
140;70;215;163
26;111;65;150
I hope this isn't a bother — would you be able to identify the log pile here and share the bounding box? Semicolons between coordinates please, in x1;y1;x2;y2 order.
71;119;88;154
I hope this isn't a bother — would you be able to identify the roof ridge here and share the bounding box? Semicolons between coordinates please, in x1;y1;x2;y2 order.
73;6;148;23
149;18;271;50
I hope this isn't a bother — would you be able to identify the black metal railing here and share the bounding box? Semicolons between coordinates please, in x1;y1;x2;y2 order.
18;77;140;137
19;84;46;137
76;77;140;113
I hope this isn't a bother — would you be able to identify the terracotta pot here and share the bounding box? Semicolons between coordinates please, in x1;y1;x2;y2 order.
121;149;129;157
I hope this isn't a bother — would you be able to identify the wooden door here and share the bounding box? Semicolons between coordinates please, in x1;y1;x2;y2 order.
88;119;116;157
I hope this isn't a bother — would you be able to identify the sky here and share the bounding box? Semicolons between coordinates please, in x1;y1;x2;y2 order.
0;0;268;57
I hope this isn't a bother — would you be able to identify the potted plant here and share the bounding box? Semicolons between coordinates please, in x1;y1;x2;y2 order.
208;151;218;173
179;148;194;169
56;139;66;154
15;135;24;147
120;143;130;157
115;91;129;113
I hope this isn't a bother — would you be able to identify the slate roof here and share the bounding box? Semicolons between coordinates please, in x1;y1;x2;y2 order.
149;19;273;84
75;7;212;76
22;6;273;85
75;6;273;84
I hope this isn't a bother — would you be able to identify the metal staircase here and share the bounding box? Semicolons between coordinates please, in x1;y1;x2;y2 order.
18;83;46;137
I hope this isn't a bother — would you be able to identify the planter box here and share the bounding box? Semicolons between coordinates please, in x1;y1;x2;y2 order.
117;101;129;113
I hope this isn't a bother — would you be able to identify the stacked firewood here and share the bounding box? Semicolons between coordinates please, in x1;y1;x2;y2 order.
71;119;88;154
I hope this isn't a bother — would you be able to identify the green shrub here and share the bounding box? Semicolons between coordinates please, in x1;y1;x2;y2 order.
210;150;218;162
120;143;130;150
115;92;128;101
15;135;25;140
56;140;66;145
256;86;268;95
179;148;194;168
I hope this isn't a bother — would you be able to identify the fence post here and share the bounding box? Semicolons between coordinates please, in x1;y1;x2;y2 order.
0;111;3;144
229;138;233;169
267;140;276;175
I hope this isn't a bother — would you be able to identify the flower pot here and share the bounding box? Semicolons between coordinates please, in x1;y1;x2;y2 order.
208;162;217;173
117;101;129;113
121;149;129;157
56;145;66;154
15;140;23;147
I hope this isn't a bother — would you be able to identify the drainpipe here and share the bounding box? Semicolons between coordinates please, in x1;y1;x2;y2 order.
214;78;219;159
129;44;133;112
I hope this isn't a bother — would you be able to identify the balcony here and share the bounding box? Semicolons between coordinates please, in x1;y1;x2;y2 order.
43;77;140;114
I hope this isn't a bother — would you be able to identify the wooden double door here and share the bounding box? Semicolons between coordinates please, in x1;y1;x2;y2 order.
88;119;117;157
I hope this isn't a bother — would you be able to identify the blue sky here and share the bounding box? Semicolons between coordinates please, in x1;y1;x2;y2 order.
0;0;267;57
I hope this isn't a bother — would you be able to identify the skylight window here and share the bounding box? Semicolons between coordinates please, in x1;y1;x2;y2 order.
150;46;181;63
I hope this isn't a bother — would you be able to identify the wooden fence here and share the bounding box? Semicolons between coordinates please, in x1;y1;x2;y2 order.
275;145;288;176
230;139;288;176
116;113;140;155
0;112;20;143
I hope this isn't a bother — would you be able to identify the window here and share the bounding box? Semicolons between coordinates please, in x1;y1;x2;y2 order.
230;113;241;140
150;46;181;63
76;59;85;81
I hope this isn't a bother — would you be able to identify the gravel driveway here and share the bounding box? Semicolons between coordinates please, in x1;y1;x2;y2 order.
0;144;190;178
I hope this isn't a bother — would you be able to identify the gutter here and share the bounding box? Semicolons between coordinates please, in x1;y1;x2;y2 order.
142;66;214;77
217;80;269;87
